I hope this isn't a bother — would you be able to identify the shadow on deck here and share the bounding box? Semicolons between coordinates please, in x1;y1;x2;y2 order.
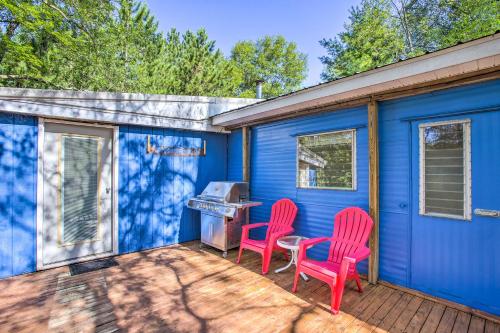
0;241;498;333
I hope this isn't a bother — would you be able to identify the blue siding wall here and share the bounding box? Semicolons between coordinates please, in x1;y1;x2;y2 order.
0;114;37;278
118;126;227;253
379;79;500;314
228;80;500;314
227;128;243;181
248;106;369;269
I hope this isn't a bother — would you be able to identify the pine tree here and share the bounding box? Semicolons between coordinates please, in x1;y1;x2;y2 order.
0;1;305;97
162;28;239;97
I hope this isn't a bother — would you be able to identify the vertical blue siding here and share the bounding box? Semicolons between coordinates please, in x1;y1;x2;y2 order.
0;80;497;317
227;128;243;181
245;80;500;315
0;114;37;278
379;79;500;315
118;126;227;253
249;106;369;270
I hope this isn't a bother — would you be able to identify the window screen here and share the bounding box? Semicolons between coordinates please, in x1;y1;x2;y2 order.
61;135;100;244
297;129;355;190
420;120;471;219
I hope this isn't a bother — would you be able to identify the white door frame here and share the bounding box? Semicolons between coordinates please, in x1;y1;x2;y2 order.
36;118;119;270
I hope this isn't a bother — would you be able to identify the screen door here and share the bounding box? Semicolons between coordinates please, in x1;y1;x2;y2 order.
41;122;114;266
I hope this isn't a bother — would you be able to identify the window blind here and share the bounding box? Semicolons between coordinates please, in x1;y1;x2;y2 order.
62;136;100;244
423;122;466;217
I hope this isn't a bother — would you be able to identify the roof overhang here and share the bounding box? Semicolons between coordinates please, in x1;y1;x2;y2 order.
0;88;260;132
212;33;500;128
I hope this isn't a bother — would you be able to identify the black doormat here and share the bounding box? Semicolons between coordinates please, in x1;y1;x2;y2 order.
69;257;119;276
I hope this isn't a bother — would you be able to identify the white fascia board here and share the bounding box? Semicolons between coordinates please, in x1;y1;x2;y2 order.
0;87;259;106
212;34;500;127
0;88;259;132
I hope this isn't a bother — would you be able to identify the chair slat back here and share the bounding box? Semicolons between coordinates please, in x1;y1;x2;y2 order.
328;207;373;264
265;199;298;241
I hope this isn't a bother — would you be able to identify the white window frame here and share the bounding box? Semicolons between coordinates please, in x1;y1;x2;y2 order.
296;128;357;191
419;119;471;220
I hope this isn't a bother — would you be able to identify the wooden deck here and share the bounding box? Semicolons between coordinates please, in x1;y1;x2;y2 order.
0;242;498;333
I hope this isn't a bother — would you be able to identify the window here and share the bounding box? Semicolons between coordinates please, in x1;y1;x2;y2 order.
419;119;471;220
297;129;356;190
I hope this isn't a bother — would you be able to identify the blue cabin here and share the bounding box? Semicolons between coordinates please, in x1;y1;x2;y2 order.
0;33;498;317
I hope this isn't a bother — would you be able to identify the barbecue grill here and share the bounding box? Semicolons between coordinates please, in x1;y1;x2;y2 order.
187;181;262;257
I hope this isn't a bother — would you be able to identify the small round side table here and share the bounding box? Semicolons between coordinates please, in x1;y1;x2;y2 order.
275;235;309;281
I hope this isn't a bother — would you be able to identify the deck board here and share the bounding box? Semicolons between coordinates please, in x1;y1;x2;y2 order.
452;311;472;333
485;321;500;333
421;303;447;333
389;295;424;332
0;242;498;333
468;316;486;333
437;307;460;333
359;290;404;332
405;299;435;333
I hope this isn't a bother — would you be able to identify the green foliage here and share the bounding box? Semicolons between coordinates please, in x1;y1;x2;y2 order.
320;0;500;81
0;1;236;96
0;0;85;87
319;0;404;81
231;35;307;98
0;1;307;97
439;0;500;46
162;29;240;97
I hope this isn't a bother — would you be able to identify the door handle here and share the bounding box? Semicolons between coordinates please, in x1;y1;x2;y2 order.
474;209;500;217
106;187;111;194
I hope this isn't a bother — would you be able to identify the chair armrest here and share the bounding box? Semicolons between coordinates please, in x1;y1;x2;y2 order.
241;223;269;241
339;256;356;279
270;227;295;244
338;256;356;283
352;246;370;263
299;237;330;252
298;237;330;261
242;222;269;231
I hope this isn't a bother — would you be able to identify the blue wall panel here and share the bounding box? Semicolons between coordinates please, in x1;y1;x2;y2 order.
118;126;227;254
0;80;497;316
379;79;500;314
227;128;243;181
248;106;369;270
237;79;500;314
0;114;37;278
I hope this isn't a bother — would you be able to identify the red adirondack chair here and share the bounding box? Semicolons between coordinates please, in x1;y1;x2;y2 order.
293;207;373;314
237;198;298;274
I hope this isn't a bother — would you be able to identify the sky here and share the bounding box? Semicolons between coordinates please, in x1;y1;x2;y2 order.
145;0;361;88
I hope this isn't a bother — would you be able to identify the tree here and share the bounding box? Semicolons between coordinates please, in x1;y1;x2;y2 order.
0;1;238;96
388;0;443;55
161;28;240;97
320;0;499;81
439;0;500;47
320;0;404;81
230;35;307;98
0;1;307;98
0;0;126;90
22;0;167;92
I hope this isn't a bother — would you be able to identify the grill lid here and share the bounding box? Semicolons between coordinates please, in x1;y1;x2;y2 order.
198;181;249;203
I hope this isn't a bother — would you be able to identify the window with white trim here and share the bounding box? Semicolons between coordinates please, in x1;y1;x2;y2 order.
419;119;471;220
297;129;356;190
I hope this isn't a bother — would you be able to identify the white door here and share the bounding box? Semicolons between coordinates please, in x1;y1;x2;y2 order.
41;122;114;267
